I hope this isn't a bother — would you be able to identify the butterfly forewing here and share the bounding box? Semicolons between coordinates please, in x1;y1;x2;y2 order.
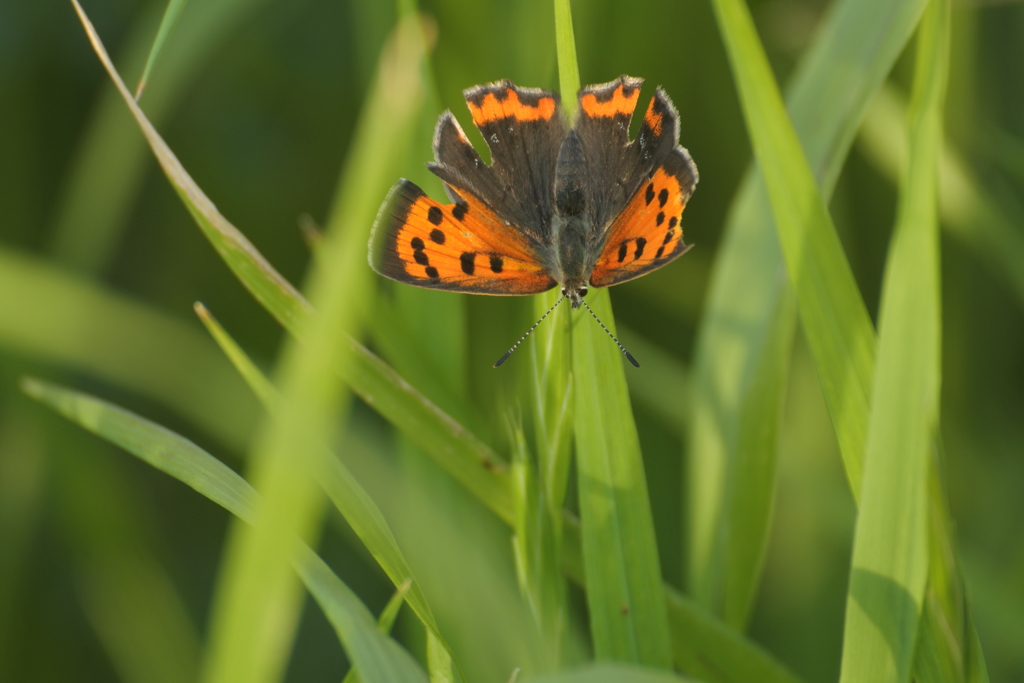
368;180;557;295
428;81;567;244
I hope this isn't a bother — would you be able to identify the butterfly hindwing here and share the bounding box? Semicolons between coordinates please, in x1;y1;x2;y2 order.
369;179;557;295
589;148;696;287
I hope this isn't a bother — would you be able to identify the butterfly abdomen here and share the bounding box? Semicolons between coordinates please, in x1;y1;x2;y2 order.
551;129;592;295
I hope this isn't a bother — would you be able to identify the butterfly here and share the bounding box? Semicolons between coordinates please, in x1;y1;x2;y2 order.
368;75;698;366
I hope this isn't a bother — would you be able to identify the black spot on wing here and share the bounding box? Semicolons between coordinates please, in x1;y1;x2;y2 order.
460;252;476;275
658;188;668;208
410;237;425;250
634;237;646;259
656;212;665;226
414;250;429;266
669;216;678;229
452;203;468;221
645;183;655;205
618;242;628;263
427;206;443;225
425;266;440;280
490;256;504;273
430;228;445;244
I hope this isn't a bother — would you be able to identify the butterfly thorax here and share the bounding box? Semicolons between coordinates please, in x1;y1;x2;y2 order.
551;130;593;309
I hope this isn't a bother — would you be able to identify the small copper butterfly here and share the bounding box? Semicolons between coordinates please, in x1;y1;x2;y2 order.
368;75;698;366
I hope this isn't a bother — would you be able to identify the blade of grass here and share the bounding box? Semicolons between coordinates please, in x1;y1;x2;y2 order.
710;0;877;522
710;0;987;678
530;289;573;540
193;303;459;671
193;302;276;405
687;0;929;625
0;244;257;450
572;289;672;667
720;287;797;625
516;3;578;664
69;0;311;333
134;0;191;99
342;580;412;683
196;12;428;683
556;514;803;683
553;0;580;119
528;662;699;683
21;377;429;683
52;0;277;275
511;423;568;668
839;2;949;680
859;83;1024;313
555;0;671;666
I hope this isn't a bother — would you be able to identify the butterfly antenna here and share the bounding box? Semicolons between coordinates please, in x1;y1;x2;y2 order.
494;294;567;367
579;299;640;368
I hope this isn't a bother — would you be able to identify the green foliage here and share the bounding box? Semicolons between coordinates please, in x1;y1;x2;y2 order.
2;0;1022;681
840;1;948;679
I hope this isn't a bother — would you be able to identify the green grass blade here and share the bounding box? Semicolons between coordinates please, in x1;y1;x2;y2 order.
710;0;877;499
192;303;458;668
706;0;989;676
51;0;274;275
838;2;950;680
554;0;670;666
347;341;515;523
342;580;413;683
540;0;578;508
0;245;257;450
70;0;310;333
721;287;797;625
21;378;428;683
688;0;928;624
377;579;412;635
511;423;568;667
557;514;803;683
194;302;276;406
571;289;672;667
859;84;1024;314
530;291;574;523
528;662;699;683
196;13;428;683
663;586;803;683
134;0;191;99
553;0;580;119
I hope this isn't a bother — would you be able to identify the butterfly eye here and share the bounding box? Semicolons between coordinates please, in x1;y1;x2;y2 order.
579;286;588;298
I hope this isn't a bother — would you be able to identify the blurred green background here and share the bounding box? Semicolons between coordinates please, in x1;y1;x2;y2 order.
1;0;1022;681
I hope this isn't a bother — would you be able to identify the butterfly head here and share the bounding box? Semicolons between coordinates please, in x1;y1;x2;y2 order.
562;283;588;310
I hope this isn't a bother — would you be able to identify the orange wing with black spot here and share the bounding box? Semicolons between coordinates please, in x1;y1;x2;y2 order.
589;152;695;286
368;179;557;295
572;76;698;287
